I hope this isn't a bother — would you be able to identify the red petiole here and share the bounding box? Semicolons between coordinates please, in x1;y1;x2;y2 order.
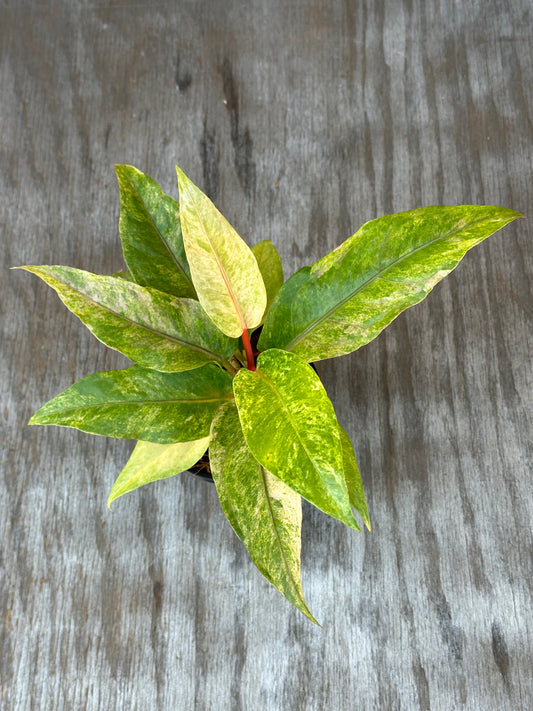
241;328;256;371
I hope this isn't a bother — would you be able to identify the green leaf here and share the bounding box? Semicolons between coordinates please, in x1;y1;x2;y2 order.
339;425;370;531
176;166;267;337
251;240;284;321
116;164;197;299
233;349;359;530
112;269;134;281
210;403;318;624
259;206;522;361
29;364;233;443
108;436;210;507
19;266;237;372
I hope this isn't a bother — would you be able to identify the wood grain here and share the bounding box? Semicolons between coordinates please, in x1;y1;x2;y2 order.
1;1;532;709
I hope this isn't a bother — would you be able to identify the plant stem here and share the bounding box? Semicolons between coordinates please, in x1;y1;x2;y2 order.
221;358;239;376
241;328;256;371
232;355;248;373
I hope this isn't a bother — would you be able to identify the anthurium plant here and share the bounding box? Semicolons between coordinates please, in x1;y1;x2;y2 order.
19;165;521;623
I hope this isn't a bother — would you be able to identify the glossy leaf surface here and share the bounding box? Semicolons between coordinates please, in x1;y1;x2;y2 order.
259;206;522;361
176;167;267;337
210;403;317;623
108;436;210;507
116;164;197;298
339;425;370;531
233;349;359;529
20;266;238;371
251;240;284;320
30;365;233;443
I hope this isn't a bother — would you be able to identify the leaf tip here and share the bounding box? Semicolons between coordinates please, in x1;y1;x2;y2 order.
345;512;362;532
492;207;524;224
114;163;134;176
175;165;192;194
305;609;322;627
12;265;50;280
107;488;121;509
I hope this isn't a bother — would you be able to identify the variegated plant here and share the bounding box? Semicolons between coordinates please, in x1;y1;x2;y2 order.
20;165;520;623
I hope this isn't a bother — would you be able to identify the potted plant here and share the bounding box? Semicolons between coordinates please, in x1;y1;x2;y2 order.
18;165;521;623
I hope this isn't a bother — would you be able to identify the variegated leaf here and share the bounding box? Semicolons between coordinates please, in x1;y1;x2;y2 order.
116;164;197;298
108;436;210;507
259;206;522;361
233;349;359;530
210;402;318;624
29;364;233;443
339;425;370;531
19;266;237;372
176;167;267;337
251;240;284;322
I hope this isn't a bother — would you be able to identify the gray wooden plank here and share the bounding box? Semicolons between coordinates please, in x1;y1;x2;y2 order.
1;1;532;709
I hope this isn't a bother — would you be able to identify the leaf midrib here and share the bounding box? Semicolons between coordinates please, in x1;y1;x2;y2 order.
33;393;234;418
285;216;496;351
258;465;304;605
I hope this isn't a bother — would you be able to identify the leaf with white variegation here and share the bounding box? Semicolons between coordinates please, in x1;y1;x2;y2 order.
176;167;267;337
339;425;370;531
233;349;359;530
108;436;210;507
259;206;522;361
29;364;233;443
116;164;197;298
251;240;284;321
19;266;238;372
210;402;318;624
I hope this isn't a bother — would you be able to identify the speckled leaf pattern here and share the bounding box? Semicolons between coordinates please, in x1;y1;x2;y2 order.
251;240;284;321
339;425;370;531
19;266;238;372
210;403;318;624
116;164;197;298
233;349;359;530
29;364;233;443
107;436;210;507
176;167;267;337
259;206;522;361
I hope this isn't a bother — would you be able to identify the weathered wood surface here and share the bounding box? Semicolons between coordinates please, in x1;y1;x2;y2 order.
1;1;532;708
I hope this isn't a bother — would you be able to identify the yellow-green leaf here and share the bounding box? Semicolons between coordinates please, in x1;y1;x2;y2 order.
116;164;197;298
108;436;210;507
176;166;267;337
112;269;134;282
339;425;370;531
251;240;284;322
210;403;318;624
29;364;233;443
19;266;238;372
259;206;522;361
233;349;359;530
